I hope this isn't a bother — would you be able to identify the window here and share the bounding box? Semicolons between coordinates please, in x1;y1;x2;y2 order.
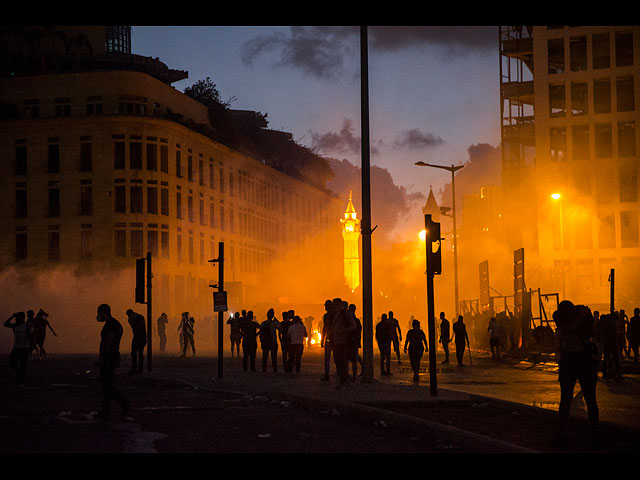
23;99;39;118
147;187;158;214
618;121;636;157
176;192;183;219
54;97;71;117
115;229;126;257
617;75;635;112
86;96;103;115
130;141;142;169
48;141;60;173
573;168;591;196
188;154;193;182
148;230;159;258
15;190;27;218
598;213;616;249
220;202;225;230
592;33;610;69
209;159;215;190
114;186;126;213
570;82;588;116
48;188;60;217
130;186;143;213
16;232;27;261
130;230;143;257
188;195;194;222
621;211;639;248
161;188;169;216
15;142;27;175
209;201;215;228
572;124;590;161
615;32;633;68
80;141;92;172
106;26;131;54
595;123;612;158
177;233;183;262
594;78;611;114
548;38;565;74
570;36;587;71
549;84;566;117
114;141;125;169
550;127;567;161
574;214;593;250
81;229;92;260
161;231;169;258
188;236;194;264
160;144;168;173
80;186;92;215
48;231;60;261
199;199;205;225
619;164;638;203
176;149;183;178
147;143;157;171
199;158;204;186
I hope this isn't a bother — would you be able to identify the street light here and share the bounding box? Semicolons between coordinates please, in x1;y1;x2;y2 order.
415;161;464;315
550;192;565;300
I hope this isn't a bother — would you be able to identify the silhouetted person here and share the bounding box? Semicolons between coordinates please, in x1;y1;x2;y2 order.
376;313;392;376
259;308;280;372
332;298;355;388
404;319;428;382
347;304;363;380
94;304;131;421
227;312;242;358
126;309;146;374
601;313;621;380
438;312;451;364
452;315;469;366
552;301;600;448
26;310;36;356
32;309;56;360
4;312;33;384
304;315;314;347
179;312;196;357
157;313;168;352
618;310;629;359
488;316;501;360
388;311;402;363
280;310;293;372
287;315;307;373
321;299;334;381
628;308;640;363
240;310;260;372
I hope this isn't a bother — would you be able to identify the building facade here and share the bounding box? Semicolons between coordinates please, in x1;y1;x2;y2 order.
500;26;640;308
0;26;343;322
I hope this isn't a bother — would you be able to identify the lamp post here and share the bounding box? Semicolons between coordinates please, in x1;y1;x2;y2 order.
415;162;464;316
551;192;565;300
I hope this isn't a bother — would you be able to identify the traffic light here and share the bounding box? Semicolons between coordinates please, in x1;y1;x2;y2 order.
425;214;442;275
135;257;146;304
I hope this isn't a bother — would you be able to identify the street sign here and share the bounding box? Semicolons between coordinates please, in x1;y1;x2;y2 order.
213;291;228;312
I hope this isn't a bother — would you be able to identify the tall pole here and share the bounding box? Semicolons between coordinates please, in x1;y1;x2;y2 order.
451;168;459;317
217;242;224;380
360;26;374;383
146;252;152;372
425;215;438;396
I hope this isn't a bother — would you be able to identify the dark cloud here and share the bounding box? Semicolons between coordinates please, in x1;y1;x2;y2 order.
393;129;444;150
239;26;497;80
310;118;380;157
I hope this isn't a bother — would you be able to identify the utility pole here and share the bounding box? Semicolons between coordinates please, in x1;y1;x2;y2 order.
209;242;226;380
360;25;374;383
425;214;442;396
135;253;153;372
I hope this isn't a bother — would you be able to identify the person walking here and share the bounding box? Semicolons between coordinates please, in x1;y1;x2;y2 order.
331;298;355;388
259;308;280;372
601;313;621;380
280;310;293;372
157;313;168;352
452;315;470;366
628;308;640;363
347;304;363;380
240;310;260;372
552;301;600;448
4;312;34;384
321;299;334;381
32;309;56;360
488;316;501;360
286;315;307;373
126;309;147;373
94;304;131;421
404;319;428;382
304;316;314;347
227;312;242;358
388;311;402;363
376;313;392;376
179;312;196;357
438;312;451;364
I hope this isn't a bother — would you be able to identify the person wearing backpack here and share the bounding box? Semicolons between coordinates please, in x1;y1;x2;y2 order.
376;313;392;376
260;308;280;372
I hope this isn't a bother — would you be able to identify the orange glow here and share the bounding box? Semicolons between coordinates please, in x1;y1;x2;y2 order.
551;193;561;200
418;229;427;242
